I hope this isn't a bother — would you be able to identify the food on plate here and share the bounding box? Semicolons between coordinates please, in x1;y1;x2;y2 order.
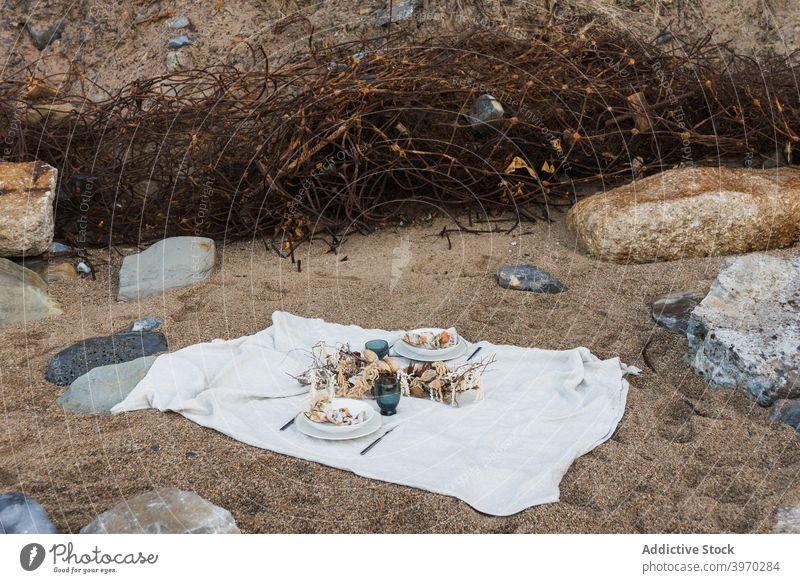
305;398;367;426
402;329;456;350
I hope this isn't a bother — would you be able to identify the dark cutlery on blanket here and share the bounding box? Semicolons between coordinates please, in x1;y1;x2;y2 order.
360;425;400;455
279;416;296;431
465;346;482;362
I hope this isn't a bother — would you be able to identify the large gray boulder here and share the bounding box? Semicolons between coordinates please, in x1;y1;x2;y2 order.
567;167;800;263
0;161;57;257
0;492;58;534
117;237;215;301
687;253;799;406
80;488;240;534
0;258;62;325
58;356;157;413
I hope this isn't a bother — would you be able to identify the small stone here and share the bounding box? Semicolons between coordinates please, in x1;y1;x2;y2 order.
117;237;215;302
0;161;58;256
650;291;705;334
376;0;421;26
13;256;76;283
149;444;161;452
468;94;504;124
687;254;800;406
42;262;77;283
165;50;190;73
0;492;58;534
26;22;63;50
58;356;157;413
185;451;197;458
79;488;240;533
496;265;566;294
95;50;104;57
167;35;191;49
76;261;92;275
770;400;800;434
128;317;163;332
0;258;62;325
168;16;191;30
773;505;800;533
46;331;168;386
46;241;76;256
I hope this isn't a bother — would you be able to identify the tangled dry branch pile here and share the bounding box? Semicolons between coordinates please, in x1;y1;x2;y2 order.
1;21;797;247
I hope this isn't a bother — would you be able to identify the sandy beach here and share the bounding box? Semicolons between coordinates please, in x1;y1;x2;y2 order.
1;214;798;533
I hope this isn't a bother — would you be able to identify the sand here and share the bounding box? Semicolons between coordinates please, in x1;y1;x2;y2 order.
4;0;800;100
1;214;799;533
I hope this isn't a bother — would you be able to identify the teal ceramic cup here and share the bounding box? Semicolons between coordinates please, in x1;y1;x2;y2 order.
365;339;389;360
375;374;401;416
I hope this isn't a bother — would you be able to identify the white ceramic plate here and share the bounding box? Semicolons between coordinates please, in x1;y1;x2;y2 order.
304;398;376;434
295;407;382;441
398;328;463;359
393;338;470;362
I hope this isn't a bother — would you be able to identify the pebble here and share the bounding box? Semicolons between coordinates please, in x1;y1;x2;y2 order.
496;264;566;294
26;22;63;50
47;241;76;256
168;16;191;30
165;51;190;73
128;316;163;332
469;94;504;124
376;0;421;26
167;36;191;49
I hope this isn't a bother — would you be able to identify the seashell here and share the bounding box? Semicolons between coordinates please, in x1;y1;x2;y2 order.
351;377;370;398
383;356;401;373
363;349;378;363
428;379;444;391
375;360;392;374
362;365;379;382
410;385;424;398
420;369;438;383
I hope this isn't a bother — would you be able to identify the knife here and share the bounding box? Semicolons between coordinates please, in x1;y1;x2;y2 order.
360;425;400;455
465;346;482;361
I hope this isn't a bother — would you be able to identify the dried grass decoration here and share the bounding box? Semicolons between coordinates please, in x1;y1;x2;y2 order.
296;342;492;406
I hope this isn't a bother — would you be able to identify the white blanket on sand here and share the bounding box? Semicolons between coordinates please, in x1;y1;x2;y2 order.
112;311;636;516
